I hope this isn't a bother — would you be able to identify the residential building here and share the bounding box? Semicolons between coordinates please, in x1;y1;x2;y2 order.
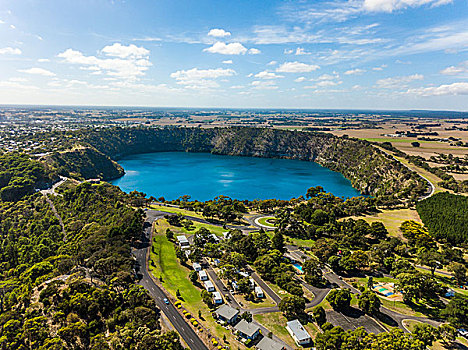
255;286;264;298
204;280;215;292
198;270;208;281
192;262;202;271
255;337;286;350
214;304;239;325
212;291;223;304
176;235;190;249
286;319;311;346
234;320;261;340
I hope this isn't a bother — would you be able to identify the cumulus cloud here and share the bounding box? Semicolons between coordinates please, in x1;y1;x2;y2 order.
222;60;233;64
18;67;56;76
276;61;320;73
208;28;231;38
101;43;149;59
58;43;151;81
363;0;453;12
0;47;22;55
254;71;284;79
407;82;468;96
295;76;307;82
251;80;278;90
203;42;248;55
440;60;468;75
171;67;235;89
248;48;261;55
344;68;366;75
267;61;278;66
295;47;311;55
375;74;424;88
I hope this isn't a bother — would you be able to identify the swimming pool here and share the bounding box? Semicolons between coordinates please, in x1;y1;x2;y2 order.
293;263;303;272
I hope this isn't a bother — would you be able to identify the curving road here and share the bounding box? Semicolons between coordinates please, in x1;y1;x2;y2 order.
134;210;208;350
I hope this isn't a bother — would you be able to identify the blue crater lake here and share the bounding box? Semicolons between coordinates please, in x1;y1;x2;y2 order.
110;152;362;201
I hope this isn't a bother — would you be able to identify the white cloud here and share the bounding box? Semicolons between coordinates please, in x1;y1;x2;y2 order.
203;42;247;55
363;0;453;12
18;67;55;76
344;68;366;75
276;61;320;73
407;82;468;96
295;76;307;82
295;47;311;55
101;43;149;59
311;73;340;81
251;80;278;90
305;80;343;88
222;60;233;64
376;74;424;89
38;58;50;62
440;60;468;75
58;44;152;81
284;49;294;54
0;47;21;55
208;29;231;38
9;77;28;82
254;71;284;79
267;61;278;66
372;64;387;71
171;67;235;89
248;48;261;55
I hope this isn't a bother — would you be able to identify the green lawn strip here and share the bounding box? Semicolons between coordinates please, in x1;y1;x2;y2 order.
257;216;277;228
363;138;436;143
150;204;205;218
149;226;242;348
378;298;426;317
286;237;316;248
179;221;226;236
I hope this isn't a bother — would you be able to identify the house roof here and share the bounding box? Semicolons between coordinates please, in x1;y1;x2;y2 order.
256;336;285;350
198;270;207;277
176;235;189;243
286;319;311;341
212;291;222;299
255;286;263;294
204;280;214;289
234;320;261;337
215;304;239;321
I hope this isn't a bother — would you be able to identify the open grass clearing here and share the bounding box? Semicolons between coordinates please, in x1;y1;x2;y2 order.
150;204;205;219
345;208;421;239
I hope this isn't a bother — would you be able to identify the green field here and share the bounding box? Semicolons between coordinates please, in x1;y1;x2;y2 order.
257;216;277;227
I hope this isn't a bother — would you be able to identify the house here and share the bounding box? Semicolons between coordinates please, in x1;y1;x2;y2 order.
255;286;264;298
214;305;239;325
255;337;286;350
192;262;202;271
198;270;208;281
234;320;261;340
286;320;311;346
232;281;239;291
249;278;256;290
176;235;190;249
222;231;231;240
212;291;223;304
204;280;215;292
211;233;220;243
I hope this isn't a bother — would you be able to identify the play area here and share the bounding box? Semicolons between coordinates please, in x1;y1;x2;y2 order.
372;282;403;301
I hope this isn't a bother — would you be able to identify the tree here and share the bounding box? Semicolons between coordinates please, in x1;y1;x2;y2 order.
370;221;388;240
312;305;326;326
437;324;457;346
240;311;252;322
201;290;213;308
271;231;285;253
412;323;437;347
165;228;174;240
326;289;351;311
189;271;198;284
367;276;374;291
358;291;381;315
441;296;468;328
411;141;420;147
448;262;467;285
417;248;442;276
278;295;306;320
303;258;323;287
396;272;443;304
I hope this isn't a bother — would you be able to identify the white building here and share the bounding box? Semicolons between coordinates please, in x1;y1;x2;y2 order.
286;319;311;346
176;235;190;249
192;262;202;271
212;291;223;304
255;286;264;298
198;270;208;281
249;278;256;290
204;280;215;292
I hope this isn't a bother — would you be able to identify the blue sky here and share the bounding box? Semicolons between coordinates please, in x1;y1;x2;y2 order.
0;0;467;110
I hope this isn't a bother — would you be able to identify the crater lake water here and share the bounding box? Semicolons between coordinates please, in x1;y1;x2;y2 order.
110;152;362;201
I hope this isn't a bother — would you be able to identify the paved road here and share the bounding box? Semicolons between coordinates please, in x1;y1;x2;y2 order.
134;210;208;350
205;263;242;310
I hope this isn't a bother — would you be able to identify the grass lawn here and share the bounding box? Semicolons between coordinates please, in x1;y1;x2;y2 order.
345;208;421;238
257;216;277;228
285;236;316;248
150;204;205;218
254;312;321;348
150;219;244;348
178;220;226;236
